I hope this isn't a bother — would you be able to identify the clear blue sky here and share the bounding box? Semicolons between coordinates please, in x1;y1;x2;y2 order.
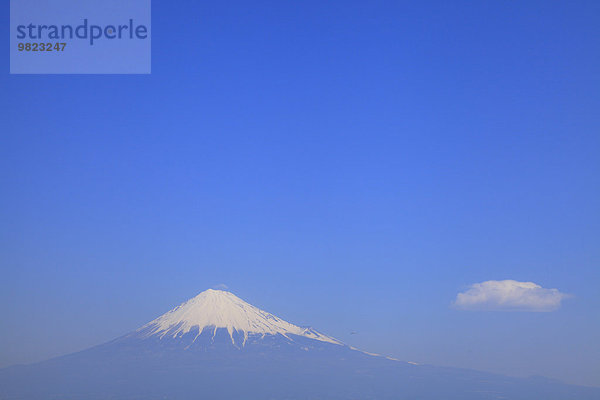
1;0;599;387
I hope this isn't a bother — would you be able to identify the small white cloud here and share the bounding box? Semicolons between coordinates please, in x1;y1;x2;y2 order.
453;280;569;312
213;283;229;290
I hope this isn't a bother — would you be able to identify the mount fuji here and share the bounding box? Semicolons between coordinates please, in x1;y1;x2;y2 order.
1;289;598;400
135;289;343;348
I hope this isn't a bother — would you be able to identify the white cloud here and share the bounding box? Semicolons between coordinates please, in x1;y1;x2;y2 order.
453;280;569;312
213;283;229;290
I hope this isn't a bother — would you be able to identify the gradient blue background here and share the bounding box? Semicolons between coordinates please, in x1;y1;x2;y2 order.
1;0;599;387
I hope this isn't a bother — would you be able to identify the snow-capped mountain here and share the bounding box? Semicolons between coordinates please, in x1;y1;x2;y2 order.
136;289;341;346
1;289;598;400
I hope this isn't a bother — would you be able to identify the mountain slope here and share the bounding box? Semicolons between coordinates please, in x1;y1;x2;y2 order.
135;289;342;346
1;289;598;400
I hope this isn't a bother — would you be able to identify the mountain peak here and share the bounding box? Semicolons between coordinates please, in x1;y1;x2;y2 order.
137;289;342;346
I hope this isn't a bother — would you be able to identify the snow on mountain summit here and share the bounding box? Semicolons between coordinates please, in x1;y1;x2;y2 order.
138;289;342;345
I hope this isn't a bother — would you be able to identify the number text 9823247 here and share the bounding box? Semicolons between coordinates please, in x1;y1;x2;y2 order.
18;43;67;51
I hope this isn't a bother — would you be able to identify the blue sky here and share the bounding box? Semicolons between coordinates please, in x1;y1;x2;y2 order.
1;0;599;387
